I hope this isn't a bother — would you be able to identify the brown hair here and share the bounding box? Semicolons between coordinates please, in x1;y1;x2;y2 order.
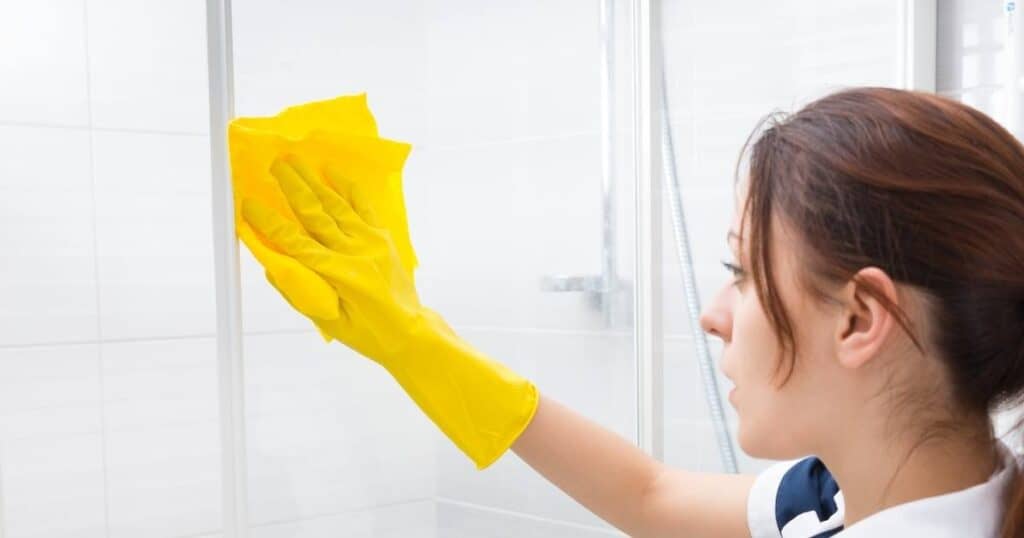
738;87;1024;536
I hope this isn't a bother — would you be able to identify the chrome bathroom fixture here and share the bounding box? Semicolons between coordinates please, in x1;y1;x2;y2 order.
540;0;630;330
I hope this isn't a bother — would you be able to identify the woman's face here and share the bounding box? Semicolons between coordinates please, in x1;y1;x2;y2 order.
700;189;853;460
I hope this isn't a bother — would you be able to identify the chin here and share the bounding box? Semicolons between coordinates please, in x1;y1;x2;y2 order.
735;421;763;458
735;419;795;460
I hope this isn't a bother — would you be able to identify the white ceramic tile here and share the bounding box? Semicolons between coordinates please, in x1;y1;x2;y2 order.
231;0;429;145
0;126;97;346
527;331;634;438
249;499;435;538
91;133;215;340
937;0;1005;92
436;499;623;538
246;411;435;525
423;0;601;148
91;131;211;195
0;0;90;126
244;333;434;524
663;418;725;473
86;0;209;132
0;344;103;441
98;338;221;537
101;338;218;431
91;131;216;339
105;420;221;538
407;134;606;331
93;189;216;339
0;125;93;191
1;433;107;538
664;336;724;423
673;0;903;121
436;437;614;531
667;410;777;476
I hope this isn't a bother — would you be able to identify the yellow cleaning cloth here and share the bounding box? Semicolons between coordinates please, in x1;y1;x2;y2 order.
228;94;539;470
228;94;417;330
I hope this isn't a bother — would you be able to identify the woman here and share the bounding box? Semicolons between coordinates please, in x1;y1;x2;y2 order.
239;87;1024;537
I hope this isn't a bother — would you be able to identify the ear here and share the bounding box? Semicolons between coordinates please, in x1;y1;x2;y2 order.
835;266;898;370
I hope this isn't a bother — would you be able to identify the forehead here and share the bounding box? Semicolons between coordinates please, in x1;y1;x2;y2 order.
728;187;748;249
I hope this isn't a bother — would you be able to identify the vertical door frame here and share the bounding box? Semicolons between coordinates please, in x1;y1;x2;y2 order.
900;0;938;91
205;0;248;536
632;0;665;460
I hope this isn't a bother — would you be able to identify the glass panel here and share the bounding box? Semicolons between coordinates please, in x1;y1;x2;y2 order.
231;1;637;535
658;0;910;474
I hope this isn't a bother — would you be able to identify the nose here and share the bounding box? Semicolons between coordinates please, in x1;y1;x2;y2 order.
699;285;732;342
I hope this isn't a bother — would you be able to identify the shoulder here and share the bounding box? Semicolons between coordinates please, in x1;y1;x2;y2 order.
747;456;845;538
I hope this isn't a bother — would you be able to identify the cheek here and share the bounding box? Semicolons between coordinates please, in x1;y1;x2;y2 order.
726;291;801;457
730;290;781;383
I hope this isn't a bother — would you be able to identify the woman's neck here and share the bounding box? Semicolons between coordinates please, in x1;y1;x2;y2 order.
821;418;998;528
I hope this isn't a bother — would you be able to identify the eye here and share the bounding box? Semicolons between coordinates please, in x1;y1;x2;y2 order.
720;259;746;287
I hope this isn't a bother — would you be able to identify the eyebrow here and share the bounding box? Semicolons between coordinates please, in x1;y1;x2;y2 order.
726;230;741;244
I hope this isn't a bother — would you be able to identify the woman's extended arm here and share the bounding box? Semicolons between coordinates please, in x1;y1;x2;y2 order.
512;393;756;537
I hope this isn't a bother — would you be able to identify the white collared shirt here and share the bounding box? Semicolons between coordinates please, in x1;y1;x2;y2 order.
747;441;1022;537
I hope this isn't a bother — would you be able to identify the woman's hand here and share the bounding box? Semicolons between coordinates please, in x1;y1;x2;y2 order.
241;156;424;364
238;153;539;471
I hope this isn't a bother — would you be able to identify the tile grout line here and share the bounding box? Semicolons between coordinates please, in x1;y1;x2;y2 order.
244;497;435;531
78;2;112;536
0;119;207;137
0;327;701;351
407;128;605;152
434;496;624;535
0;328;305;350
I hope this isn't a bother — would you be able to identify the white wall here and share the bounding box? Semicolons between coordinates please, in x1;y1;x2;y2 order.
0;1;221;538
937;0;1005;120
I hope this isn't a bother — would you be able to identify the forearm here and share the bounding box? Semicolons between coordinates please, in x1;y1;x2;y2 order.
510;392;664;535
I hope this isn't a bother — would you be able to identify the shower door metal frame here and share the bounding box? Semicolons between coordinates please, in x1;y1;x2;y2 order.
632;0;665;461
206;0;248;536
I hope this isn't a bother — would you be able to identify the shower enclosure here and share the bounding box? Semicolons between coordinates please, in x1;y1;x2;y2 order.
0;1;935;537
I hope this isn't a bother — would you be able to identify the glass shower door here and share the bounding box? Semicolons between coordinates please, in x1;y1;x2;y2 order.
227;1;639;536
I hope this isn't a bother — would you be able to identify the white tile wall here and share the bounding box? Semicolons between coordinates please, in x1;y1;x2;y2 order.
248;500;435;538
0;0;222;536
421;0;602;148
243;333;434;526
85;0;210;133
436;500;623;538
0;125;97;346
231;0;429;145
92;131;216;340
0;1;90;126
0;344;106;537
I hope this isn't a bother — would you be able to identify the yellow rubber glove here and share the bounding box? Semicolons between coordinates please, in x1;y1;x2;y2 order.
228;94;417;325
230;101;538;470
